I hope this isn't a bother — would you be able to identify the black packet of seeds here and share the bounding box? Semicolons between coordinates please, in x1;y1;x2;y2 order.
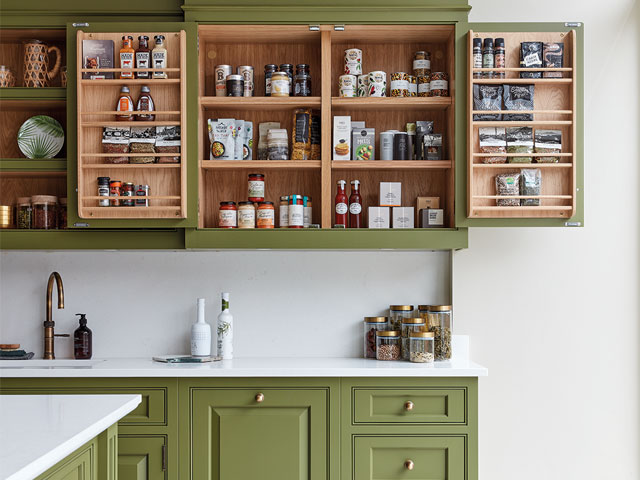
473;84;503;121
519;42;543;78
543;42;564;78
503;84;535;121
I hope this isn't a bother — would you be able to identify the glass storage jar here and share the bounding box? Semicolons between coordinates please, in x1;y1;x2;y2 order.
409;331;435;364
31;195;57;229
423;305;452;360
16;196;32;229
57;197;67;229
401;317;426;360
389;305;414;330
375;330;401;361
363;317;389;359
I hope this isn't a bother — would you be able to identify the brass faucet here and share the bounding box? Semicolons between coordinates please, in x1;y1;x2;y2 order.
44;272;69;359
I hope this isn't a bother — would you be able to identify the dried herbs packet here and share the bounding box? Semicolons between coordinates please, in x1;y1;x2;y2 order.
479;127;506;164
473;84;503;121
102;126;130;164
506;126;533;163
129;126;156;164
534;129;562;163
495;172;521;206
543;43;564;78
155;126;180;163
503;85;534;121
423;133;443;160
520;168;542;206
519;42;543;79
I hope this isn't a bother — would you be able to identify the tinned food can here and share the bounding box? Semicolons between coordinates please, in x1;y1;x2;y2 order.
390;72;410;97
344;48;362;75
367;71;386;97
237;65;254;97
357;74;369;97
215;64;232;97
136;184;150;206
339;74;357;97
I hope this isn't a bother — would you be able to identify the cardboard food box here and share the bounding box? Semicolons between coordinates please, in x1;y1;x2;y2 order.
392;207;414;229
333;116;351;160
419;208;444;228
379;182;401;207
352;128;375;161
82;40;115;79
416;196;440;224
368;206;390;229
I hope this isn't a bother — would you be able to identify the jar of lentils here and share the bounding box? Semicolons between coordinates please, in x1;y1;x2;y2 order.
363;317;389;359
401;317;426;360
389;305;414;330
375;331;401;361
31;195;57;229
409;331;435;364
423;305;452;360
16;196;32;229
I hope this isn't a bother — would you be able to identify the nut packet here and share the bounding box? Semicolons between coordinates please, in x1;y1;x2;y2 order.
520;168;542;206
543;43;564;78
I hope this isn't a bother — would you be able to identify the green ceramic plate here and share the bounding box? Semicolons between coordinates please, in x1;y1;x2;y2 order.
17;115;64;159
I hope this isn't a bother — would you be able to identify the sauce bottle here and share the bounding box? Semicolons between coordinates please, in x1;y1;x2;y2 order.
116;86;134;121
73;314;92;360
335;180;348;227
119;35;135;79
136;85;155;121
349;180;362;228
135;35;151;79
152;35;167;79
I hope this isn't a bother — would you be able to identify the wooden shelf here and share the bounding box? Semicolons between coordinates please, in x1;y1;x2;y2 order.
80;111;180;116
331;160;452;170
201;160;321;170
473;153;573;157
471;206;572;212
82;195;180;200
0;88;66;101
472;195;572;200
0;159;67;172
472;121;572;126
200;96;322;110
81;121;180;127
81;164;181;169
331;97;452;111
471;110;572;115
472;67;573;72
472;163;572;169
80;79;180;85
80;68;180;73
472;78;572;84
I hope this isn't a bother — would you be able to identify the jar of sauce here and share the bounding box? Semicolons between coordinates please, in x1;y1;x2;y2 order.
122;182;135;206
264;64;277;96
279;195;289;228
152;35;167;79
270;71;290;97
109;180;122;206
219;201;237;228
226;74;244;97
257;202;275;228
119;36;134;79
248;173;265;202
294;73;311;97
279;63;294;90
335;180;348;227
136;85;155;121
116;86;134;121
288;194;304;228
348;180;362;228
135;36;151;79
238;202;255;229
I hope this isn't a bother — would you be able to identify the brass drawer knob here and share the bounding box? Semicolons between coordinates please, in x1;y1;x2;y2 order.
255;393;265;403
404;459;415;470
404;401;414;411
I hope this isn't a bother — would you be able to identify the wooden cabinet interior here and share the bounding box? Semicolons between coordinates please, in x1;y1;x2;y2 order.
467;29;577;218
75;29;187;220
198;24;456;229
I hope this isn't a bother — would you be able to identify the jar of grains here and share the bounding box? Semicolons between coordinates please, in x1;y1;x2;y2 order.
363;317;389;359
31;195;57;229
409;331;435;364
423;305;452;360
389;305;414;330
16;197;32;229
413;51;431;77
375;331;401;361
57;197;67;229
401;317;426;360
429;72;449;97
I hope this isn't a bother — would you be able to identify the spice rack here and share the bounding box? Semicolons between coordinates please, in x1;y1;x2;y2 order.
197;24;456;229
467;29;577;219
75;29;187;219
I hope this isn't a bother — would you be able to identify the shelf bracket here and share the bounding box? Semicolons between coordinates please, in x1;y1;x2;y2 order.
334;24;345;31
565;22;581;27
72;23;89;28
308;25;320;31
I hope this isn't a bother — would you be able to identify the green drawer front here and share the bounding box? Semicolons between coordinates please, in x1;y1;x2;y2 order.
353;388;466;425
353;436;466;480
119;435;166;480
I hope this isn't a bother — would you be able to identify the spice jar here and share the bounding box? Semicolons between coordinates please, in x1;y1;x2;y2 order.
122;182;135;206
219;201;237;228
429;72;449;97
31;195;57;229
279;195;289;228
389;305;413;330
413;50;431;77
257;201;275;228
226;74;244;97
57;197;67;228
422;305;452;360
238;201;255;229
16;197;32;229
270;71;290;97
409;331;435;364
401;317;426;360
363;317;389;359
264;64;277;96
109;180;122;206
248;173;265;202
376;331;401;361
98;177;110;207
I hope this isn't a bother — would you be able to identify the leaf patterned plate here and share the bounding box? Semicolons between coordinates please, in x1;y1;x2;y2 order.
17;115;65;159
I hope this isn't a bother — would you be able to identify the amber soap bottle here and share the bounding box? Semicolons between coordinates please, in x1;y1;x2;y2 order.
74;314;92;360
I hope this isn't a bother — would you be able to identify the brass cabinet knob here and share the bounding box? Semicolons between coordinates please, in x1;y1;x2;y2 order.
404;459;414;470
255;393;264;403
404;401;414;411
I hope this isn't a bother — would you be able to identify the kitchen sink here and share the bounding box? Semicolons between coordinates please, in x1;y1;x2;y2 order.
0;359;105;368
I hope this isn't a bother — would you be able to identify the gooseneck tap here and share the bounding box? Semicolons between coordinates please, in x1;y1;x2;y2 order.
44;272;69;360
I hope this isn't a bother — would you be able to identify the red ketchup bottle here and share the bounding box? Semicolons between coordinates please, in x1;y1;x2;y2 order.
349;180;362;228
335;180;348;227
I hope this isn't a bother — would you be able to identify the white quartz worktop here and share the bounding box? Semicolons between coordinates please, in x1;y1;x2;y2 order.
0;356;487;378
0;394;141;480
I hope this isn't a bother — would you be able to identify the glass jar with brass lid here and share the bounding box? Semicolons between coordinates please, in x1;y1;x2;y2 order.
409;331;434;364
389;305;414;330
420;305;452;360
401;317;426;360
363;316;388;359
375;330;401;361
31;195;57;229
16;197;32;229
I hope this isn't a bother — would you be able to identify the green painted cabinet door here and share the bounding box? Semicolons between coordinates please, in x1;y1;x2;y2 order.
353;436;465;480
118;435;166;480
35;439;95;480
190;388;328;480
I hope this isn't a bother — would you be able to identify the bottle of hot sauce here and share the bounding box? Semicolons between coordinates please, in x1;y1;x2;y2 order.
349;180;362;228
335;180;348;227
119;36;135;79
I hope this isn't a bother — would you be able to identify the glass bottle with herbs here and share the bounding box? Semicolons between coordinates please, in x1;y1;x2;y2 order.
424;305;452;360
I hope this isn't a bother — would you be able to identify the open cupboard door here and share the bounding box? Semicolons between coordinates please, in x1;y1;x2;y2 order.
66;22;197;229
457;22;583;227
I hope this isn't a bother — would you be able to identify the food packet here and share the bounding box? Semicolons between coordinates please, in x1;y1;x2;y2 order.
291;108;311;160
506;127;533;163
503;85;534;121
102;127;130;164
129;126;156;164
520;42;543;78
543;42;564;78
479;127;506;164
155;126;180;164
257;122;280;160
520;168;542;206
534;129;562;163
234;120;244;160
495;172;521;206
208;118;235;160
473;84;503;121
423;133;443;160
243;121;253;160
310;112;321;160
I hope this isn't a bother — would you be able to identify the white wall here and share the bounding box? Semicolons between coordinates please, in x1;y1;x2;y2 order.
459;1;640;479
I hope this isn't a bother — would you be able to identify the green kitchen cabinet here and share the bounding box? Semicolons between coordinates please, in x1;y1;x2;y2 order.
118;435;167;480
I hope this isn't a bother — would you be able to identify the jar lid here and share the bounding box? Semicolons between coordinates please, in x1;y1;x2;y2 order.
248;173;264;178
364;316;388;323
238;201;254;206
264;64;278;69
109;180;121;185
226;74;243;81
294;73;310;79
59;197;67;205
98;176;110;183
296;63;309;69
431;72;448;76
31;195;58;204
272;71;288;77
16;196;31;204
120;86;130;93
140;85;151;93
219;201;236;206
280;195;289;201
259;201;274;206
415;50;429;56
124;182;135;186
410;331;435;338
376;330;400;337
426;305;452;311
402;317;425;324
279;63;293;68
390;305;413;311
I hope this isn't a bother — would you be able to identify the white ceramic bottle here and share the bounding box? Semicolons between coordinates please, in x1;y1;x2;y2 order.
217;292;233;359
191;298;211;357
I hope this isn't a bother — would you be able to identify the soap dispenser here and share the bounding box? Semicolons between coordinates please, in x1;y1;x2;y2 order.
73;314;92;360
191;298;211;357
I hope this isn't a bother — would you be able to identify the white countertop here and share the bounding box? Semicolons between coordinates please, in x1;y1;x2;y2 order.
0;356;487;378
0;394;141;480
